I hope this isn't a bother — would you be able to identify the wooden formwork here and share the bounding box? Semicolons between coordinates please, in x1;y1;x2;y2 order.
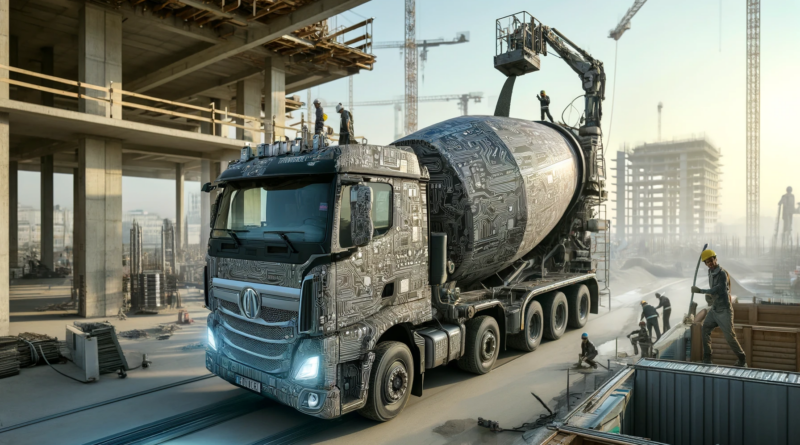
690;303;800;371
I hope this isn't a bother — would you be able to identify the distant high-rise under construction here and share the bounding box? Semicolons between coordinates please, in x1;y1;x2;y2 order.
614;137;722;243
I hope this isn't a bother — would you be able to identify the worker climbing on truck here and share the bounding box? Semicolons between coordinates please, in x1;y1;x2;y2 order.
313;99;325;135
640;300;661;341
536;90;554;123
654;292;671;332
336;103;352;145
627;321;651;358
579;333;599;369
691;249;747;367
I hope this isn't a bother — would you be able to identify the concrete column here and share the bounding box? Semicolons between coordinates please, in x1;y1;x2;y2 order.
78;4;122;118
200;160;211;247
264;57;286;140
75;138;122;317
236;78;262;143
41;47;54;107
40;155;54;269
175;163;184;257
9;160;17;270
1;0;10;336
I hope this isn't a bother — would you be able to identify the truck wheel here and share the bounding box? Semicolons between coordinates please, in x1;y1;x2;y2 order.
358;341;414;422
457;315;500;375
567;285;591;329
508;301;544;352
542;292;568;340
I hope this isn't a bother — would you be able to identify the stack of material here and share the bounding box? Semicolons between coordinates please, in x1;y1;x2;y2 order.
137;272;164;309
0;337;20;379
74;322;129;374
17;332;60;366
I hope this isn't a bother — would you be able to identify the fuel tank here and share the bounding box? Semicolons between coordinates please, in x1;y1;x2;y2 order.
394;115;581;287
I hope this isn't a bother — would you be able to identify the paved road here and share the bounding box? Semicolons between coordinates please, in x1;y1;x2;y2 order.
0;276;694;445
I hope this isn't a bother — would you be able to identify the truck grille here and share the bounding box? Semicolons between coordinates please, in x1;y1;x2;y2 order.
215;296;298;375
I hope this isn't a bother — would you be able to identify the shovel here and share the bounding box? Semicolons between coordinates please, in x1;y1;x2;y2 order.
687;243;708;317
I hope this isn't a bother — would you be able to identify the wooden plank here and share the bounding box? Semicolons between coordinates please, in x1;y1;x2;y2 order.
754;345;797;354
797;331;800;372
0;64;108;92
0;79;109;105
119;101;212;123
744;326;753;364
691;323;703;362
122;90;211;113
751;357;797;366
751;362;797;371
752;351;796;360
750;304;758;325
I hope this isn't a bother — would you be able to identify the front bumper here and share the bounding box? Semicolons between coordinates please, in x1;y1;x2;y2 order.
206;350;341;419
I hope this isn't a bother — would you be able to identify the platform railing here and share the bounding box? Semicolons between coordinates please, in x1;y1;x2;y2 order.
0;64;360;143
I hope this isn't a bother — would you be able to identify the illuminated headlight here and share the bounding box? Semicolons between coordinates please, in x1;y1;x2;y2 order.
207;327;217;351
295;356;319;380
307;393;319;408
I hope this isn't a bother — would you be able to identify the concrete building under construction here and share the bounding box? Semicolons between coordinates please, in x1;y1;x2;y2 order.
0;0;376;335
614;137;722;244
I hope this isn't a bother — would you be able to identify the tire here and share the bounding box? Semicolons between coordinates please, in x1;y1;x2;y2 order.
358;341;414;422
541;291;568;340
508;301;544;352
567;285;591;329
457;315;500;375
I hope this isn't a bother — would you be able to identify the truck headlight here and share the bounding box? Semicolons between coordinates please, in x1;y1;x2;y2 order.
207;327;217;351
295;356;319;380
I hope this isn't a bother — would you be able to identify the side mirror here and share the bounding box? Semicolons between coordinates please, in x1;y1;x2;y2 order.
210;194;222;229
201;182;216;193
350;184;373;247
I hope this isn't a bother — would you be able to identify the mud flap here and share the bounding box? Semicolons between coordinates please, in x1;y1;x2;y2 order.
412;331;425;397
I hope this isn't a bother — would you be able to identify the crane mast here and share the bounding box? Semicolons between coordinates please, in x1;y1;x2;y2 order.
404;0;417;136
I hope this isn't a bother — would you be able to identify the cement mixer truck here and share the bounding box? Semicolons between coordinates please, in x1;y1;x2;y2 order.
202;12;608;421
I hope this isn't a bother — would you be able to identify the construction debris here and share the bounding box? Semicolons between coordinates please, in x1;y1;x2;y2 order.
118;329;149;339
182;342;206;351
73;322;129;374
160;323;181;334
35;299;77;312
156;335;171;341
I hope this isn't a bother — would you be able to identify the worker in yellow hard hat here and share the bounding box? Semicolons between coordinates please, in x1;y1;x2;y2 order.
536;90;554;123
691;249;747;367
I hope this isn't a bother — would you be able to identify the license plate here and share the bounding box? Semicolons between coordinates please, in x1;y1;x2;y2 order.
235;375;261;393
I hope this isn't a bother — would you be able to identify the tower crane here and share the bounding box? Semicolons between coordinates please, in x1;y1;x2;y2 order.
355;92;483;140
608;0;649;41
374;0;469;136
374;33;469;82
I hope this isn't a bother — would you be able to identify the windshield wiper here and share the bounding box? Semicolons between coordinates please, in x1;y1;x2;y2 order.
263;230;302;253
222;229;248;246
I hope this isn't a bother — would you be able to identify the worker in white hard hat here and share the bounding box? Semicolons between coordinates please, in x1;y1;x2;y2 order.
691;249;746;367
313;99;325;135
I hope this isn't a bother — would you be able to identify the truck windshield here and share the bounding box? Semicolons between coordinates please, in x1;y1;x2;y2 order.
212;177;331;244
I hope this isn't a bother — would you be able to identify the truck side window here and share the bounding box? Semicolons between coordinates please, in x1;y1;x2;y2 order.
339;182;393;248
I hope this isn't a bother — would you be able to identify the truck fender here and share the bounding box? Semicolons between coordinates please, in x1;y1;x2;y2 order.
373;323;425;397
472;303;507;351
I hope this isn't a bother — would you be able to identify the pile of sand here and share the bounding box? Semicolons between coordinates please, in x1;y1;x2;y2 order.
620;257;684;278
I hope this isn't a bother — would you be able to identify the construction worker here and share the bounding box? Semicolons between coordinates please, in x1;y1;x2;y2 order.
691;249;747;367
579;333;598;369
313;99;325;135
779;186;799;243
336;103;351;145
536;90;554;123
627;321;652;357
640;301;661;341
654;292;672;332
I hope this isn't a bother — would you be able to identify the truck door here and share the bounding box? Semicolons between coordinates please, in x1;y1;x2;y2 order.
336;178;429;327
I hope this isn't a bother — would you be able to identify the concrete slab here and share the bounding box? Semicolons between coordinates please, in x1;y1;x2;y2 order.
0;99;242;159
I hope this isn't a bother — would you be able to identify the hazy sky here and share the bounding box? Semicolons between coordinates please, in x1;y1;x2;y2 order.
17;0;800;233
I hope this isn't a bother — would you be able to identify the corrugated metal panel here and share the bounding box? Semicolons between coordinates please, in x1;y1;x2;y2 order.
555;425;669;445
632;359;800;445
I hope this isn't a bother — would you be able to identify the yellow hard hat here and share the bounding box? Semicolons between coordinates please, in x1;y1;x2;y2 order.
322;113;328;121
700;249;717;262
641;300;647;305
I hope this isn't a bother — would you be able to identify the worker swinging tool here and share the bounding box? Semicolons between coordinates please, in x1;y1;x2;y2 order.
690;249;747;367
536;90;554;122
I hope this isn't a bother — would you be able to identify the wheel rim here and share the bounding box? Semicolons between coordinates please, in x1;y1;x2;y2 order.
480;330;497;362
555;302;566;330
579;295;589;319
384;361;408;403
528;312;542;342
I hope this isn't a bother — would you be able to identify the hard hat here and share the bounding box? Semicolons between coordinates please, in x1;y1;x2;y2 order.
335;103;343;112
581;333;588;338
540;90;546;95
700;249;717;262
313;99;321;105
639;321;646;326
322;113;328;121
641;300;647;305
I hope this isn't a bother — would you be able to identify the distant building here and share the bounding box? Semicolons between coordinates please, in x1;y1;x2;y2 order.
186;193;202;245
614;137;722;244
123;210;174;246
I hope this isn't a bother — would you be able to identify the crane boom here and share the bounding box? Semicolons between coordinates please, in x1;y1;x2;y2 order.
608;0;648;41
